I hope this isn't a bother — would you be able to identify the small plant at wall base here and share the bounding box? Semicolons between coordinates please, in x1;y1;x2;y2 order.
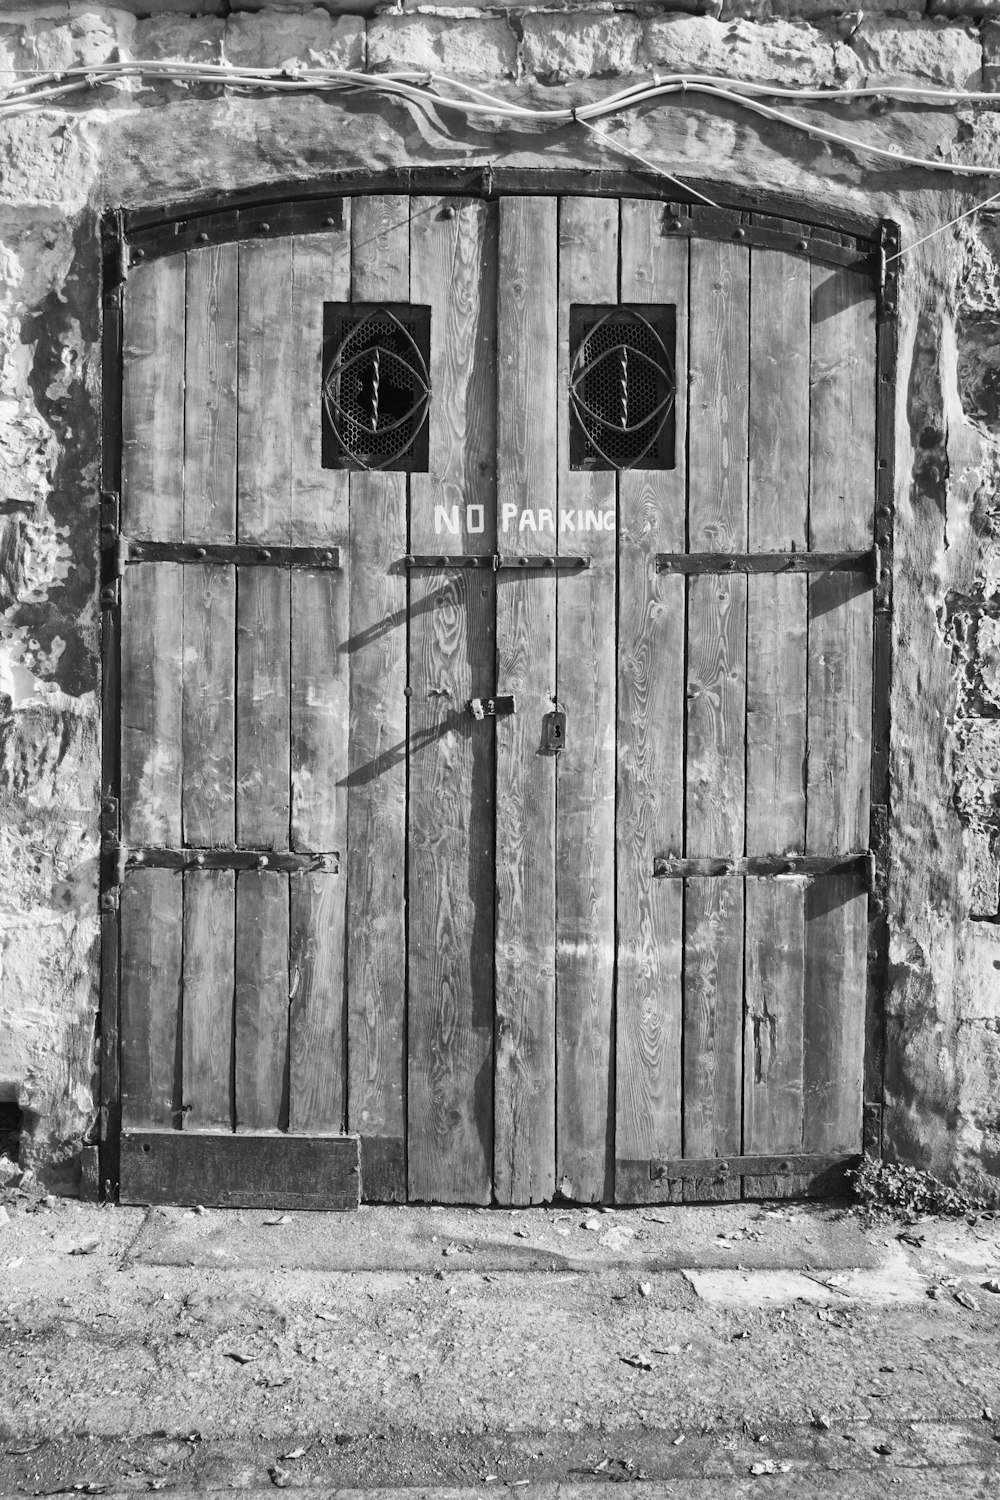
850;1157;994;1222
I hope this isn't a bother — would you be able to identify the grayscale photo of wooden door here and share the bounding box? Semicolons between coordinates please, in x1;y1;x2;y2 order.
105;189;884;1209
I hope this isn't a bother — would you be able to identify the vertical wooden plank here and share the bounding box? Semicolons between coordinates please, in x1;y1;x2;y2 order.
290;571;346;852
742;878;806;1197
121;562;183;848
346;196;409;1200
287;221;351;1142
686;240;749;860
289;226;350;851
494;196;557;1206
289;873;345;1134
234;870;290;1131
684;240;749;1201
803;872;868;1152
746;246;809;855
407;197;496;1204
184;243;237;543
236;567;291;850
238;237;293;544
289;216;351;546
682;876;744;1201
804;264;876;1158
120;869;182;1129
182;564;235;848
555;196;617;1204
809;266;876;552
615;204;687;1203
685;574;747;859
121;255;185;542
743;246;810;1201
182;870;235;1132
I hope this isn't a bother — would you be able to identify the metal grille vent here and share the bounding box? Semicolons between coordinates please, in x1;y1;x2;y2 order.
322;304;431;471
569;306;676;471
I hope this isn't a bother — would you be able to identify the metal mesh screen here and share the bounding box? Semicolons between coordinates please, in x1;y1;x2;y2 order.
322;306;431;471
569;306;676;471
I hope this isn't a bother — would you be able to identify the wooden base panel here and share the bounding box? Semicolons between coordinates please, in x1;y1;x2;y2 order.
359;1135;406;1203
119;1131;360;1210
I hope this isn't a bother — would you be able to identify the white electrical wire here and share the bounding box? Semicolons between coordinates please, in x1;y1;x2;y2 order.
1;61;999;182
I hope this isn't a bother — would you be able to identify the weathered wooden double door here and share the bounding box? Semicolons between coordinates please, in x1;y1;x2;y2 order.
109;190;881;1207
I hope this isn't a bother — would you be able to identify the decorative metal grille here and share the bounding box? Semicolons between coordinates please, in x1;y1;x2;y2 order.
569;306;676;471
322;304;431;471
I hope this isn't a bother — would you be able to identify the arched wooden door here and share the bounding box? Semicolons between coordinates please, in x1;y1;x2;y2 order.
103;189;890;1208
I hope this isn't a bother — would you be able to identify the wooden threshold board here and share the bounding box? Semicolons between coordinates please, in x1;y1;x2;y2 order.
119;1131;360;1210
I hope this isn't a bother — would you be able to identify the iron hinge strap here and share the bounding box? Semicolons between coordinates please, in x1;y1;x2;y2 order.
404;553;590;571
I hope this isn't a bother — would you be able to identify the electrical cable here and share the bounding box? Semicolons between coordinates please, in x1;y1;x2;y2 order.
1;60;999;185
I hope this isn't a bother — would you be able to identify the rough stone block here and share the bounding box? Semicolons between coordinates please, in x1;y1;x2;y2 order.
132;15;226;67
230;0;374;12
368;16;517;80
967;824;1000;917
851;19;983;90
225;10;365;71
5;8;135;76
522;12;642;80
640;15;862;87
955;719;1000;821
984;21;1000;91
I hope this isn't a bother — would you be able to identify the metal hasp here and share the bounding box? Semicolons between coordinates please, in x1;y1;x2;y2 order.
541;710;567;753
467;695;516;721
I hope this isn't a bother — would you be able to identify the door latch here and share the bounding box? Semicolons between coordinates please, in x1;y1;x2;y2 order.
467;694;516;721
541;710;566;753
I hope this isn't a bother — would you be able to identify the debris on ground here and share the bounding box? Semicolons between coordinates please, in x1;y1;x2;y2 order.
850;1158;992;1223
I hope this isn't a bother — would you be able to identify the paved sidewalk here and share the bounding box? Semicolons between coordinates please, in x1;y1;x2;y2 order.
1;1199;999;1497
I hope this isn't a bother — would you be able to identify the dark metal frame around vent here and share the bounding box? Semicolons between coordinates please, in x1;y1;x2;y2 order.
569;304;676;471
322;303;431;472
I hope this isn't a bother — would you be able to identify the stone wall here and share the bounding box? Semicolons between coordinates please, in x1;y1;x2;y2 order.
2;0;1000;1197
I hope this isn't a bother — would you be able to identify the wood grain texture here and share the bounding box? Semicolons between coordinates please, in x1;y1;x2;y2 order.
182;564;235;848
407;197;497;1204
806;572;873;854
407;570;495;1203
803;872;868;1153
121;562;183;848
409;196;497;555
493;196;557;1206
807;264;875;853
291;571;346;852
748;247;809;553
181;870;235;1132
746;574;806;856
682;876;744;1201
237;237;293;544
120;869;183;1130
289;872;345;1134
742;878;806;1197
555;196;617;1205
685;574;747;860
746;246;808;858
809;265;876;552
345;197;409;1196
121;254;185;542
236;566;291;850
615;204;687;1200
184;243;237;543
688;239;749;552
234;870;290;1131
290;220;350;546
